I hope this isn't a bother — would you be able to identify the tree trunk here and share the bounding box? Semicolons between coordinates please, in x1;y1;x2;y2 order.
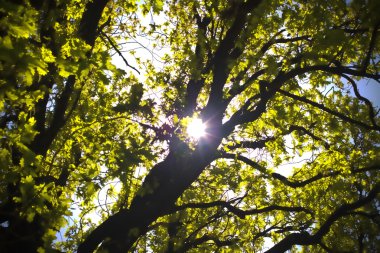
78;138;220;253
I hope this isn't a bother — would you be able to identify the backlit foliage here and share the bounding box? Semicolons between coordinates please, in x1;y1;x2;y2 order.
0;0;379;252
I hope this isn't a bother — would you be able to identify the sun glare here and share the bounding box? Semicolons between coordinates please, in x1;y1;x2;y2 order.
187;118;206;139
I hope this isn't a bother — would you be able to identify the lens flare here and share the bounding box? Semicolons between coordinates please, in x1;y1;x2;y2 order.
186;118;206;139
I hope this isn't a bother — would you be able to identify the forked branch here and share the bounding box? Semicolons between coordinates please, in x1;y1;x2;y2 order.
264;183;380;253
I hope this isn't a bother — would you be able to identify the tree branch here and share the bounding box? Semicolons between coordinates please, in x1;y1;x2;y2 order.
341;74;378;128
183;13;211;116
272;164;380;188
221;149;379;188
279;89;380;131
100;31;140;74
203;0;264;126
227;137;275;150
174;200;312;219
228;69;266;98
261;35;312;54
361;22;379;73
265;183;380;253
226;124;329;151
176;234;237;252
78;0;110;47
218;152;266;173
288;125;330;149
29;0;109;156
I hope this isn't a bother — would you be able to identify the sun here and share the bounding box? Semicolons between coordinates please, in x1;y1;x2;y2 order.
186;118;206;139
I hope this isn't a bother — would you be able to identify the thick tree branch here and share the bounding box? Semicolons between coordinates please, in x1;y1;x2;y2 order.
203;0;263;127
29;0;109;156
183;13;211;116
265;183;380;253
361;22;379;73
78;0;109;47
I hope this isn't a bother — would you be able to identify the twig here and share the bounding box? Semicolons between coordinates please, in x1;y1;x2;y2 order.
100;31;140;74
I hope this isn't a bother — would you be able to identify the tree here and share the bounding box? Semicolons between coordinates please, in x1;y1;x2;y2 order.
0;0;379;252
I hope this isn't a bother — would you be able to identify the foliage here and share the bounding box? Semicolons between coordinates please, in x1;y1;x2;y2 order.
0;0;379;252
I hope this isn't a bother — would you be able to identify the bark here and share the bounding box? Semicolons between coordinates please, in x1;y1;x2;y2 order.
78;1;267;251
30;0;109;155
0;1;109;252
78;138;221;252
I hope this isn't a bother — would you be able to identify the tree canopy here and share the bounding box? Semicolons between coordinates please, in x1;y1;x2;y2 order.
1;0;380;252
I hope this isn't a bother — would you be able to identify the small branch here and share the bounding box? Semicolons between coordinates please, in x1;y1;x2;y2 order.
261;35;312;54
218;152;266;173
341;74;378;128
100;31;140;74
279;89;380;131
271;172;328;188
279;64;380;83
272;164;380;188
228;69;266;98
288;125;330;149
178;234;237;252
226;123;328;151
348;211;380;221
174;200;311;219
222;140;379;189
227;138;274;150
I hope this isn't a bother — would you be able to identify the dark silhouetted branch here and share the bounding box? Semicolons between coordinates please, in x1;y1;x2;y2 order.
174;200;312;219
279;89;380;131
227;138;275;150
272;164;380;188
288;125;330;149
176;235;237;252
342;74;378;128
219;152;266;173
100;31;140;74
265;183;380;253
361;22;379;73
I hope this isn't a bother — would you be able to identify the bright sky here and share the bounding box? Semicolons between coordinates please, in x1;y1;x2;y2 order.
57;4;380;249
356;79;380;108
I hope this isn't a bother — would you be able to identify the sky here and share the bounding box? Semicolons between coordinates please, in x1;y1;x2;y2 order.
357;78;380;108
54;4;380;248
